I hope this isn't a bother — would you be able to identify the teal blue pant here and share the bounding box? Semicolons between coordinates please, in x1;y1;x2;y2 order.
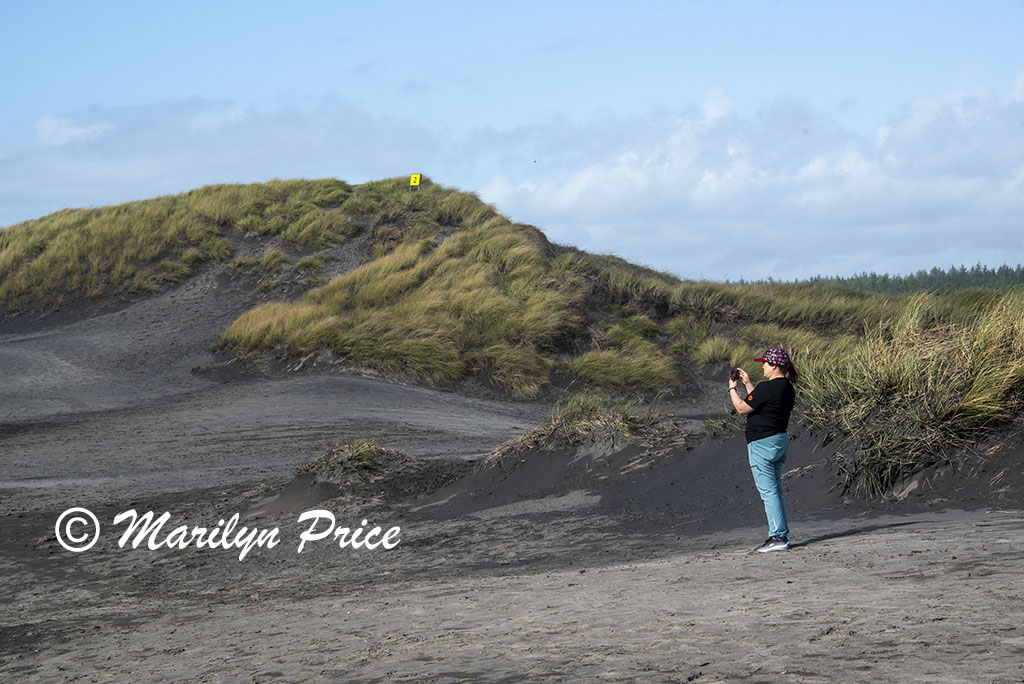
747;432;789;538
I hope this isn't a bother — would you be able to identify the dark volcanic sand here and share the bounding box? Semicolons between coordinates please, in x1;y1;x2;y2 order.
2;272;1024;683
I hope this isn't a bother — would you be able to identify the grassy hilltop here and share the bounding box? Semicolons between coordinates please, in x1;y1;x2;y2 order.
2;176;1023;494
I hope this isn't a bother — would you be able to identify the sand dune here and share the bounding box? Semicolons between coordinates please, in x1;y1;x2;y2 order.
2;268;1023;682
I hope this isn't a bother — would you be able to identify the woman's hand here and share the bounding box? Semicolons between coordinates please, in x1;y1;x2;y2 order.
730;370;754;415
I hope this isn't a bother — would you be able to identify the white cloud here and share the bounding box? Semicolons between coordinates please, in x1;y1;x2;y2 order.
702;88;732;122
479;84;1024;279
189;107;246;132
1012;70;1024;102
35;115;112;147
4;82;1024;281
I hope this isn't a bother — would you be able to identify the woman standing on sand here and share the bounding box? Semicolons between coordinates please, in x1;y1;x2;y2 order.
729;347;798;553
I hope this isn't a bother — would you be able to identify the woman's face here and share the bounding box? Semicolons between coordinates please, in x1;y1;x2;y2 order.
762;361;771;378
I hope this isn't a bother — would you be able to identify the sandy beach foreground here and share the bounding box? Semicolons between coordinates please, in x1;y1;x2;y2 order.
3;289;1023;683
3;501;1023;683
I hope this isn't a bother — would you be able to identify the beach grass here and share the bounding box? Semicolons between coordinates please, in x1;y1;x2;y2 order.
0;176;481;313
5;176;1024;496
0;179;357;312
486;392;688;466
295;438;387;477
796;290;1024;494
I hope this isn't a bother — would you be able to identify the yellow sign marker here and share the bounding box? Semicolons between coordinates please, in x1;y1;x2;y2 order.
409;174;421;187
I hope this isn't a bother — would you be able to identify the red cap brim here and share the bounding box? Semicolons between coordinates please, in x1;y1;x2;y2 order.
753;357;766;362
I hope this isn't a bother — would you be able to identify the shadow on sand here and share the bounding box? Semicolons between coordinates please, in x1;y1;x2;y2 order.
791;520;927;549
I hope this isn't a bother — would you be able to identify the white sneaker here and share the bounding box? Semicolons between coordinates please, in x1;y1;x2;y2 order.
755;536;790;553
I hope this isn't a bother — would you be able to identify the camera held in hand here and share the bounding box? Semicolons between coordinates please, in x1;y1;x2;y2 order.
730;368;742;382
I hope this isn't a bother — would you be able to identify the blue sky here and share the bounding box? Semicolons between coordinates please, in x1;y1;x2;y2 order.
2;1;1023;280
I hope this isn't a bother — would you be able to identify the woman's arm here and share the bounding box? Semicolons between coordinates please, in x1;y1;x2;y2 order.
737;368;755;394
729;383;754;415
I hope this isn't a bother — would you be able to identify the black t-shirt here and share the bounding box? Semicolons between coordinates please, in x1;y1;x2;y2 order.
743;377;795;443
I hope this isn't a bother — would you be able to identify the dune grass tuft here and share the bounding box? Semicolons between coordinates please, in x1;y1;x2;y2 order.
794;291;1024;495
691;335;757;369
571;348;677;390
295;438;387;477
485;392;688;466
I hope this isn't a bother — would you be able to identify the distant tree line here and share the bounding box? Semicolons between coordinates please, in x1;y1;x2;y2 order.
800;263;1024;294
